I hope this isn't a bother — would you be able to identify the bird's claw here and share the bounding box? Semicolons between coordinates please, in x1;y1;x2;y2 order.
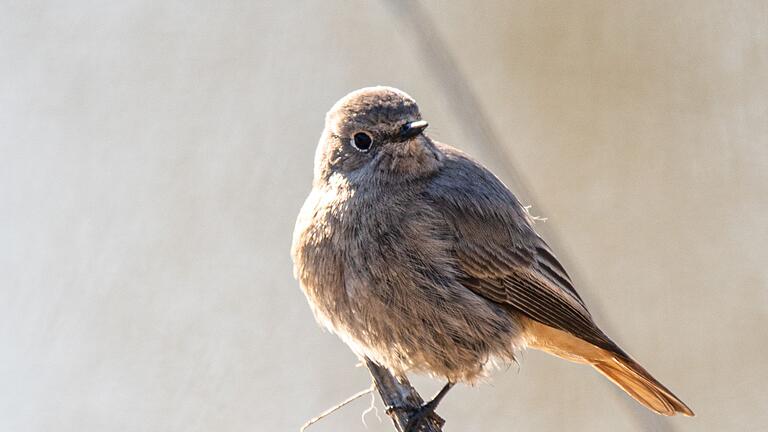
403;399;440;432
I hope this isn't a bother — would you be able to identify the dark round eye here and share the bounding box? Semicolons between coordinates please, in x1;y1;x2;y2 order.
352;132;373;152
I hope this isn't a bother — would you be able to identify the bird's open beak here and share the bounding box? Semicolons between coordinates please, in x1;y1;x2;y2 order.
400;120;429;139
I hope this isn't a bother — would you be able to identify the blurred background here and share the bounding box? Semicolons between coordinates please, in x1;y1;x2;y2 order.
1;1;766;431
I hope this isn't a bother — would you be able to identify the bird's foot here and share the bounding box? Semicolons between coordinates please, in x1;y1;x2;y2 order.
403;398;441;432
403;381;454;432
385;402;443;431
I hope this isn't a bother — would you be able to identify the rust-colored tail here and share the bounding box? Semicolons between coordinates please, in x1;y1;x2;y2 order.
524;318;694;416
592;355;694;416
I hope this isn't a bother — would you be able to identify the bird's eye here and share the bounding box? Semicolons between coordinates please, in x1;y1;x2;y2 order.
351;132;373;152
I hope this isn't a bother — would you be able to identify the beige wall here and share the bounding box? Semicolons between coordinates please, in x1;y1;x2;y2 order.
1;1;765;431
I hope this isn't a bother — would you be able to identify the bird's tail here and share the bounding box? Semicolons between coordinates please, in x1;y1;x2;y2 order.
591;354;694;416
524;319;694;417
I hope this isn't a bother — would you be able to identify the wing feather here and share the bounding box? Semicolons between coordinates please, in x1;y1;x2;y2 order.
426;144;621;354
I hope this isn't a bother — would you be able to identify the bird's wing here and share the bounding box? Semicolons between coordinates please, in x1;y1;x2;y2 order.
424;144;620;352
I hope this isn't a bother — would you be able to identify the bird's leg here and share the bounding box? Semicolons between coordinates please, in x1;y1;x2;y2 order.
404;381;454;432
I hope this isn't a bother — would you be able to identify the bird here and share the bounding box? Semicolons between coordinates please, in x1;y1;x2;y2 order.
291;86;693;429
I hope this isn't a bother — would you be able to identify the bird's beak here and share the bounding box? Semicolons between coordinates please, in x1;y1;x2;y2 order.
400;120;429;139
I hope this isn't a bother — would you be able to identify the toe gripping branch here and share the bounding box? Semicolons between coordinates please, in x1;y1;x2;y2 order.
365;358;452;432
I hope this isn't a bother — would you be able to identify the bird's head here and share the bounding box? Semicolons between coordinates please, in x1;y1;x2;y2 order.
314;86;442;186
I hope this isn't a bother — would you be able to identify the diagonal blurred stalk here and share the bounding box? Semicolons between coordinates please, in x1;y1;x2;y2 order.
381;1;675;431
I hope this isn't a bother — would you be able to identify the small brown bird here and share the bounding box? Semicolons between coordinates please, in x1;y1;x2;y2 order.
292;86;693;428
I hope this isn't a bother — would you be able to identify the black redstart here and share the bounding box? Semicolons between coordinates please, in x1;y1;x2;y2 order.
291;86;693;428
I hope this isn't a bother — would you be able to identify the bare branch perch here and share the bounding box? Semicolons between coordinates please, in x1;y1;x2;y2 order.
365;358;444;432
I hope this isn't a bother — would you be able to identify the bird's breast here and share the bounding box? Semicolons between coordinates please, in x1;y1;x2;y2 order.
292;182;525;381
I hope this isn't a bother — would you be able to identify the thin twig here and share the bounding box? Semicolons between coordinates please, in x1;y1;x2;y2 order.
361;385;382;427
300;385;375;432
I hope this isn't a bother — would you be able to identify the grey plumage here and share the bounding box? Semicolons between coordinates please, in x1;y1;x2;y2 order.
292;86;693;417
